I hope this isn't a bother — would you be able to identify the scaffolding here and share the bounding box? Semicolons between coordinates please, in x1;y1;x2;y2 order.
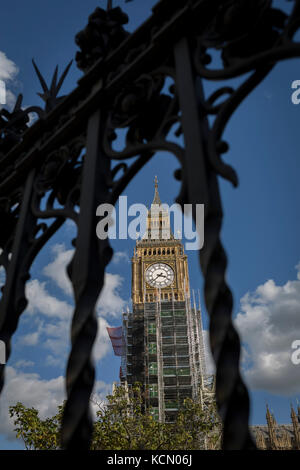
185;288;198;399
108;281;215;423
155;291;165;422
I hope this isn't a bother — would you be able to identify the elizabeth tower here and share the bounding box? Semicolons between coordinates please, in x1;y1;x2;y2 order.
121;177;209;423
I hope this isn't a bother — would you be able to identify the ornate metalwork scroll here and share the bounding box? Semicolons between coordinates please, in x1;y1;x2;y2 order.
1;0;300;450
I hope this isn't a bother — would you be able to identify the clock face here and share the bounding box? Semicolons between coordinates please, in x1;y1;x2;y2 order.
145;263;174;288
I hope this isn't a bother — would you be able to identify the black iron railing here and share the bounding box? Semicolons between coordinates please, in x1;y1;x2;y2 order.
1;0;300;450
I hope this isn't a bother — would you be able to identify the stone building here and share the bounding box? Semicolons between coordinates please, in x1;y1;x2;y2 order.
251;405;300;450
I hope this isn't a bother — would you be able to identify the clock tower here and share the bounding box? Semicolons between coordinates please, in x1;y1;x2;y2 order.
132;176;190;305
120;177;210;423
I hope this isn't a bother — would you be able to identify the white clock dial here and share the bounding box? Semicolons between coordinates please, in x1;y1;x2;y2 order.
145;263;174;288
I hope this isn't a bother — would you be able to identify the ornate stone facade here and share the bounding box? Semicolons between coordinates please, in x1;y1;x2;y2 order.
251;405;300;450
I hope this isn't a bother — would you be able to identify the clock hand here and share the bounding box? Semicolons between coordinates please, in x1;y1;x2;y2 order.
154;272;166;281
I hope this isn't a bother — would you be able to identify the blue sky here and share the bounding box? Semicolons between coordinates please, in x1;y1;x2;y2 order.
1;0;300;449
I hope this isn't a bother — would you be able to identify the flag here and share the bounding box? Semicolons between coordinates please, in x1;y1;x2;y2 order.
107;326;124;356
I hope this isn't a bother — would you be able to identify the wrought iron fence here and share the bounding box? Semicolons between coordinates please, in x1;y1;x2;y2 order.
1;0;300;450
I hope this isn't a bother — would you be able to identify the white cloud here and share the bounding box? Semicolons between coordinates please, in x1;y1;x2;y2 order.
0;367;65;440
97;273;126;317
20;331;40;347
112;251;130;264
0;51;19;110
0;52;18;82
5;89;18;109
25;279;73;319
43;244;127;317
41;315;113;365
45;355;63;368
202;330;215;376
235;263;300;395
0;366;112;443
43;244;73;296
13;360;34;369
42;319;70;358
93;317;112;362
90;380;113;419
21;268;116;367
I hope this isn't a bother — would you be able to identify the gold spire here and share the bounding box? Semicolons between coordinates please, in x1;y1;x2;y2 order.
140;176;174;241
291;404;297;420
152;175;162;205
266;404;277;448
266;404;274;425
291;404;300;448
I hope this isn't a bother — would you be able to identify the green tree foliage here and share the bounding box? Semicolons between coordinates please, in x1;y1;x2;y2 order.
9;383;221;450
9;402;64;450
